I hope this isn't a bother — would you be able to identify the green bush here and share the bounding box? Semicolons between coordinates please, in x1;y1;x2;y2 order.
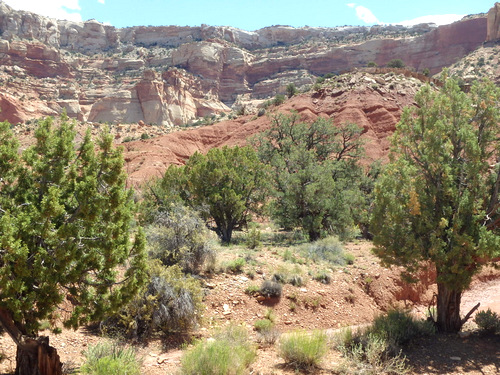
181;325;256;375
103;262;203;340
336;333;410;375
147;204;215;274
335;310;434;373
474;309;500;333
369;309;435;347
273;94;286;106
312;270;331;284
278;330;328;369
254;319;273;332
386;59;405;68
245;224;261;249
302;236;350;265
223;257;246;273
286;83;298;98
260;280;282;298
80;342;141;375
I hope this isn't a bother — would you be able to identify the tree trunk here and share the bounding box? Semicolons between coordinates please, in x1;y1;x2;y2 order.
436;282;463;332
15;336;62;375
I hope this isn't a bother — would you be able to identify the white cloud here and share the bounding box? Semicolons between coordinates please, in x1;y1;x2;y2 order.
394;14;465;26
98;0;105;4
354;5;380;24
3;0;83;22
346;3;380;24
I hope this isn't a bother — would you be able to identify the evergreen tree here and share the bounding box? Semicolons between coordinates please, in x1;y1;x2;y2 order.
0;116;147;374
255;113;365;241
371;76;500;332
145;146;269;243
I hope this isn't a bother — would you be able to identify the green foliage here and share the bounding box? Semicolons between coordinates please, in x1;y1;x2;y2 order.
474;309;500;334
335;310;433;374
273;94;286;106
80;342;141;375
0;116;147;339
278;330;328;369
386;59;405;68
301;236;351;265
286;83;298;98
254;319;273;332
254;113;366;241
245;224;261;249
104;261;203;340
312;270;331;284
140;132;150;140
367;61;377;67
244;284;260;295
371;76;500;332
335;333;410;375
223;257;246;273
260;280;282;298
143;146;269;243
146;203;215;274
181;325;256;375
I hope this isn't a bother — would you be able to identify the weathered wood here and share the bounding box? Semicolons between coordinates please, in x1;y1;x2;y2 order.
15;337;62;375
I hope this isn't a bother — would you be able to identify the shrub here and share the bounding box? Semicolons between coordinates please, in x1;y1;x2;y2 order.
147;204;215;274
335;309;434;373
286;83;298;98
223;257;246;273
245;224;261;249
474;309;500;334
273;94;286;106
387;59;405;68
80;342;141;375
140;132;150;140
260;280;282;298
181;325;256;375
244;284;260;295
367;61;377;67
312;271;331;284
369;309;435;347
336;334;410;375
278;330;328;369
254;319;273;332
302;236;349;265
103;262;203;340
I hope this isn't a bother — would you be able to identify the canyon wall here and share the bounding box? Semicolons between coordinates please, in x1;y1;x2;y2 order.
0;1;494;126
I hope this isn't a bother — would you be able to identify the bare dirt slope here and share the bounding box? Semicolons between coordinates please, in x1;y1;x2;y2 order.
0;240;498;374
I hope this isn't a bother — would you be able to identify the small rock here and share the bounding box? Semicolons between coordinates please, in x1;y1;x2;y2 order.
458;331;471;338
223;304;230;312
284;320;292;325
300;288;307;292
256;296;266;302
450;356;461;361
205;282;216;289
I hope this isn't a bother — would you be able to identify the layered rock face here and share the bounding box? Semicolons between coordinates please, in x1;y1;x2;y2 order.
0;1;492;126
487;2;500;41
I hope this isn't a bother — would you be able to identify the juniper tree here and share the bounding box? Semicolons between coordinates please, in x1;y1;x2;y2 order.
145;145;269;243
371;76;500;332
254;113;365;241
0;116;147;374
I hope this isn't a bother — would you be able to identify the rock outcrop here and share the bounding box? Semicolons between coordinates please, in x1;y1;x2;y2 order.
487;2;500;41
0;1;491;127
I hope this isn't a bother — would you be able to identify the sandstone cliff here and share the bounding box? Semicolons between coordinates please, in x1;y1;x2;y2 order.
0;1;494;127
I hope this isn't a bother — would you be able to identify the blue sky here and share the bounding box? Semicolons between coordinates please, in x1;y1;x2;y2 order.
4;0;496;31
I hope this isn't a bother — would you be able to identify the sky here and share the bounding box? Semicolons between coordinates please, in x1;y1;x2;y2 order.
3;0;496;31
